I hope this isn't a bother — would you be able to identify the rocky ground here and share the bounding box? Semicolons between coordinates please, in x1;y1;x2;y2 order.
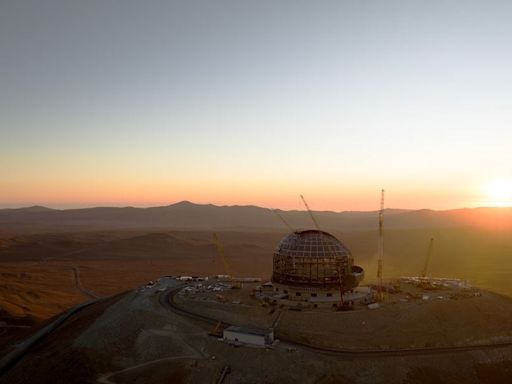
1;278;512;383
177;281;512;350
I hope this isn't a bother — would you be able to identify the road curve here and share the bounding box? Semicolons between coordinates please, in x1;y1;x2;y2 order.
72;267;99;300
159;285;512;358
0;299;99;377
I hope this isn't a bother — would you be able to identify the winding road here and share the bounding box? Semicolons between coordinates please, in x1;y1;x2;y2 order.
0;299;99;377
3;279;512;381
159;284;512;358
71;267;99;300
96;355;201;384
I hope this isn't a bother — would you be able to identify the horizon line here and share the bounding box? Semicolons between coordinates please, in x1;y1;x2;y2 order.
1;201;511;213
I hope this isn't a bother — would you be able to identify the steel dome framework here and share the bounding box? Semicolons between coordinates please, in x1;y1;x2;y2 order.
272;230;360;289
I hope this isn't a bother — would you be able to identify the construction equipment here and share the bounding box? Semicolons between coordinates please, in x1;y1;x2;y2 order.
215;365;231;384
215;294;229;302
335;262;346;309
377;189;385;300
212;233;241;289
298;195;350;308
299;194;320;230
421;238;435;278
209;320;224;337
269;208;295;232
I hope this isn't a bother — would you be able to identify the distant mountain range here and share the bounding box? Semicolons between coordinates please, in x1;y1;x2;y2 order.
1;201;511;232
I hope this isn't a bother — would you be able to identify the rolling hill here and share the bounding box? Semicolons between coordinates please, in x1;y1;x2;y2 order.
1;202;511;232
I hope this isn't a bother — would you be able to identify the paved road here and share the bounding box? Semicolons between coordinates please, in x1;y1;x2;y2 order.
72;267;99;299
96;355;201;384
159;284;512;358
0;267;99;378
0;299;99;377
0;325;30;338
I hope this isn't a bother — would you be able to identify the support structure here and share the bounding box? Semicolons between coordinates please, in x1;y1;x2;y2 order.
421;238;435;278
336;262;345;308
212;233;241;288
270;208;295;232
213;233;231;277
377;189;384;299
271;229;364;305
299;194;320;230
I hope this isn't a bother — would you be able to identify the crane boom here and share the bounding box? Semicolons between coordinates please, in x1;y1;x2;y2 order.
377;189;384;283
421;238;434;278
270;209;295;232
212;233;231;277
299;194;320;230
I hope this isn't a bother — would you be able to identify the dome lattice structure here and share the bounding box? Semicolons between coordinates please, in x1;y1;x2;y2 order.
272;230;362;289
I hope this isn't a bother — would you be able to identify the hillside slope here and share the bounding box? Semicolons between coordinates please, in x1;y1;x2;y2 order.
2;202;512;232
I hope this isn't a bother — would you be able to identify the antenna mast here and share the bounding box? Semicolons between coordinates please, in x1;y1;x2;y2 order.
212;233;231;278
421;238;435;278
377;189;385;296
299;194;320;230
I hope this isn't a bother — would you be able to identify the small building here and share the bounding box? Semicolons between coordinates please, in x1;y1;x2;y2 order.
234;277;262;283
223;326;274;347
192;276;209;281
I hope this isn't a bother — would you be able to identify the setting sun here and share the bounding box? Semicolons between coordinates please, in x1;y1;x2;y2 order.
483;180;512;207
3;2;512;383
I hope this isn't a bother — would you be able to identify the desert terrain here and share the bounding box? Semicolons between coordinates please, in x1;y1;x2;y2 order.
1;204;512;383
1;203;512;348
2;278;512;384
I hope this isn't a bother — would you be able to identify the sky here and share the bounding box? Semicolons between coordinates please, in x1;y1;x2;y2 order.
1;0;512;211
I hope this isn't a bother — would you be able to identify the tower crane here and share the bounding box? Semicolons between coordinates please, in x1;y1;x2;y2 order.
421;238;435;278
377;189;385;300
269;208;295;232
299;194;320;230
212;233;241;288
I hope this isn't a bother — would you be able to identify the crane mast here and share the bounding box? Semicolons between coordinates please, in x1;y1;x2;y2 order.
299;194;320;230
377;189;385;297
270;208;295;232
212;232;231;277
212;232;242;288
421;238;434;278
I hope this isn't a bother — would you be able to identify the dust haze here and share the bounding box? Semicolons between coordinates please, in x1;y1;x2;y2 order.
1;202;511;321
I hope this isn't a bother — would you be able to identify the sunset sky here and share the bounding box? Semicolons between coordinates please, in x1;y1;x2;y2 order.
1;1;512;211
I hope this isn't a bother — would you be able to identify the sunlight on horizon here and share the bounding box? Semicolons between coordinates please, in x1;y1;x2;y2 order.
480;179;512;207
2;1;512;211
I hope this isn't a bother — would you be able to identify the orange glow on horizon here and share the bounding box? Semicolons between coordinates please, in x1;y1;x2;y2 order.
480;179;512;207
2;168;508;211
0;180;485;211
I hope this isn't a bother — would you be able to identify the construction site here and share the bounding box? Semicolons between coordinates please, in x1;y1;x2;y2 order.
2;194;512;384
169;193;512;352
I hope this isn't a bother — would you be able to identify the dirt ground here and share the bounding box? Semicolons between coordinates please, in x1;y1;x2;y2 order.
2;278;512;384
1;226;512;325
177;282;512;350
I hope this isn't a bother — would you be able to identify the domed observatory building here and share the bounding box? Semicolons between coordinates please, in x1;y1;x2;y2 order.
272;230;365;304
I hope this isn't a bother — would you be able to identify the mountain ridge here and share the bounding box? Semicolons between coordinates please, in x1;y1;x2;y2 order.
0;202;511;232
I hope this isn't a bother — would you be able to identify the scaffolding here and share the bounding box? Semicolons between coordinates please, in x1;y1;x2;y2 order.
272;230;354;289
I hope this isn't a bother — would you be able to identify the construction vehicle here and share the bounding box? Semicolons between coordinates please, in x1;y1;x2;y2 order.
215;365;231;384
209;320;224;337
212;233;242;289
215;294;229;302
